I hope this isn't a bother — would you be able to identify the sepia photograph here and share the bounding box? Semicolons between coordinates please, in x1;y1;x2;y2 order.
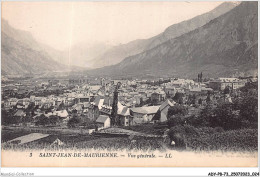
0;1;258;169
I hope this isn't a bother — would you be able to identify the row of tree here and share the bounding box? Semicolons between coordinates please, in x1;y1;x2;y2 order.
166;82;257;148
166;82;258;130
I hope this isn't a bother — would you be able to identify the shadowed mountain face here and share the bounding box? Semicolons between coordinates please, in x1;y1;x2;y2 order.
145;2;239;50
1;19;68;76
89;2;237;68
89;2;258;78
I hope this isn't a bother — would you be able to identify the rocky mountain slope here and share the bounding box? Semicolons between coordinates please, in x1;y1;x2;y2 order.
1;20;69;76
89;2;258;78
89;2;237;68
88;38;152;68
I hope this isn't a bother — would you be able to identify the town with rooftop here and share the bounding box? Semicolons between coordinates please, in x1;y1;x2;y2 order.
1;74;258;150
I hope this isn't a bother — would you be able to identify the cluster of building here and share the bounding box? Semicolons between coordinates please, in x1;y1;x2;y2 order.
2;76;256;129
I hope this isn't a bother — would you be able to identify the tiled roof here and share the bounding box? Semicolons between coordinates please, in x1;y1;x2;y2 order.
96;115;110;123
83;102;91;108
100;107;112;115
130;106;160;115
159;99;175;111
14;110;25;117
118;106;130;116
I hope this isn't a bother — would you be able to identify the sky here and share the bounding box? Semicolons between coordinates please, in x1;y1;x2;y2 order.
2;1;223;51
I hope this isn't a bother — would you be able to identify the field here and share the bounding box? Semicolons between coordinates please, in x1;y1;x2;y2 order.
1;128;166;151
122;123;168;136
185;128;258;151
1;126;258;152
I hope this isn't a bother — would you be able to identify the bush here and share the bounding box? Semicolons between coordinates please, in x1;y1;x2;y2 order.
239;93;258;128
186;128;257;151
167;115;185;128
35;114;49;126
212;103;242;130
49;115;60;125
196;126;216;135
211;129;257;151
192;102;252;130
184;124;199;136
168;125;186;147
190;82;258;130
2;109;22;125
67;117;81;128
123;124;166;135
196;104;214;127
167;105;188;118
173;92;184;104
167;124;257;151
80;118;94;127
214;127;224;133
85;124;96;129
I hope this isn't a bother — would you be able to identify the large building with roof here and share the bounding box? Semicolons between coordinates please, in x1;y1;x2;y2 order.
152;99;175;123
209;78;246;90
130;106;160;125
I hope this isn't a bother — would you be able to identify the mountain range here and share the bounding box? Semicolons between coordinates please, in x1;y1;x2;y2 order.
88;2;258;78
1;19;67;76
2;2;257;78
1;19;92;76
88;2;237;68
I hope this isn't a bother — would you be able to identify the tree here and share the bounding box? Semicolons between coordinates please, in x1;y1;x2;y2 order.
81;118;94;128
186;94;192;105
1;109;12;125
187;80;258;130
45;105;54;113
206;92;211;104
35;114;49;126
12;116;22;125
67;117;81;128
173;92;184;104
192;94;196;104
49;115;59;125
57;102;65;111
198;98;202;105
198;72;203;82
229;84;257;128
238;91;258;128
187;94;196;105
167;115;185;128
139;97;144;106
168;125;186;147
111;82;121;126
223;86;231;95
212;103;241;130
22;115;33;123
26;102;35;112
183;124;199;137
167;105;188;118
240;81;258;92
193;103;214;127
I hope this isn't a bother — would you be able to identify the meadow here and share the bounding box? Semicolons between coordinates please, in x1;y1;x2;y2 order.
2;126;258;153
1;128;166;151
